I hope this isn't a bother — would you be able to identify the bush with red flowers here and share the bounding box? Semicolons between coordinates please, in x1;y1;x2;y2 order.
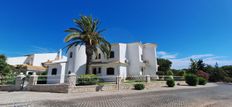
196;70;209;80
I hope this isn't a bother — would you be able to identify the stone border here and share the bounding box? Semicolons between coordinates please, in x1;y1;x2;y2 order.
0;73;187;93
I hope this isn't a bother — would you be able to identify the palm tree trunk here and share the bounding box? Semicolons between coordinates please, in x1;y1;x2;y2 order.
85;45;93;74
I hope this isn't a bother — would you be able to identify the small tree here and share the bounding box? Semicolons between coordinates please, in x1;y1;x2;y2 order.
167;70;173;76
157;58;172;75
14;65;27;75
0;55;13;84
189;59;206;74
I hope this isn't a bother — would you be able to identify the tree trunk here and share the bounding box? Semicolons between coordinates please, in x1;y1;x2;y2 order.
85;45;93;74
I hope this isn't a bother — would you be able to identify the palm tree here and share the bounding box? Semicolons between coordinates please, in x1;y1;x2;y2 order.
64;16;111;74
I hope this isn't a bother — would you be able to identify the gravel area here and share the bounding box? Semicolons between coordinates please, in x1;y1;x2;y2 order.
0;83;231;107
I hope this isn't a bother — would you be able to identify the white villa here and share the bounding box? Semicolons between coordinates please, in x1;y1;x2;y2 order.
7;53;67;75
46;42;159;84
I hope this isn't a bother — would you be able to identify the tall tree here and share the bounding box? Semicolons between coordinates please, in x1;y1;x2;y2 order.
189;59;198;74
0;55;12;83
64;16;111;74
189;59;206;74
157;58;172;75
197;59;205;70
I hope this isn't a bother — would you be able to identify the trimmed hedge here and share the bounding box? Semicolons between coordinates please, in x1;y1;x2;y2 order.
77;74;99;85
134;83;145;90
185;74;198;86
166;79;175;87
198;77;207;85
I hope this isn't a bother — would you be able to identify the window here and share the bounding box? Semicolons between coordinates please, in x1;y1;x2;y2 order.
51;68;57;75
98;53;101;59
141;55;144;60
69;52;73;58
68;71;71;74
93;68;97;74
110;51;114;58
140;67;144;75
28;72;33;75
107;67;114;75
98;67;101;74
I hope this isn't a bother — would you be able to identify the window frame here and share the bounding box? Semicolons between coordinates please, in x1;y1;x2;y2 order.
106;67;115;75
51;68;57;75
109;51;115;58
69;52;73;58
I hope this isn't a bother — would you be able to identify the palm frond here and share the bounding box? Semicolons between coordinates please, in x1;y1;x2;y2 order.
64;32;81;42
65;28;82;33
62;41;84;53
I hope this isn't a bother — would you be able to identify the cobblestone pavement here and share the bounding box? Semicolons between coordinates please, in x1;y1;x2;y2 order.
1;83;232;107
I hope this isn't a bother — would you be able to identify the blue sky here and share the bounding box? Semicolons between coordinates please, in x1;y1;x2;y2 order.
0;0;232;69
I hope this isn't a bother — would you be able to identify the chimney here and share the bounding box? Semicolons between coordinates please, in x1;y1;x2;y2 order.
58;49;62;59
56;49;63;60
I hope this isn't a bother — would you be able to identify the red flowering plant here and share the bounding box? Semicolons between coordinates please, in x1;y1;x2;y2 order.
196;70;209;80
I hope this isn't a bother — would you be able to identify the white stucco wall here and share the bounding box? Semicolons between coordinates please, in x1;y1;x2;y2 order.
7;53;58;67
119;66;127;79
143;44;158;76
119;43;127;63
7;56;27;66
47;62;66;84
127;43;142;76
33;53;57;66
66;45;86;76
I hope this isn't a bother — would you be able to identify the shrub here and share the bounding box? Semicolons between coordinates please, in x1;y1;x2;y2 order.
178;71;185;77
134;83;145;90
196;70;209;80
198;77;207;85
37;76;47;84
167;70;173;76
166;79;175;87
185;74;198;86
77;74;99;85
224;77;232;83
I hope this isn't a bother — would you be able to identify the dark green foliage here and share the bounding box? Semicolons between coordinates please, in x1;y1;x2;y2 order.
224;77;232;83
166;79;175;87
167;70;173;76
77;74;99;85
208;64;227;82
37;71;48;84
198;77;207;85
157;58;172;75
0;54;14;84
13;65;27;74
185;74;198;86
134;83;145;90
221;66;232;76
189;59;206;74
173;59;232;83
37;76;47;84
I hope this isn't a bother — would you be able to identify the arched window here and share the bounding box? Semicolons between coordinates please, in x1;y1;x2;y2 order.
110;51;114;58
107;67;114;75
51;68;57;75
68;71;71;74
98;53;101;59
69;52;73;58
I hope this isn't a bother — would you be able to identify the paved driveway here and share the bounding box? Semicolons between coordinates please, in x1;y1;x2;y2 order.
1;83;232;107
